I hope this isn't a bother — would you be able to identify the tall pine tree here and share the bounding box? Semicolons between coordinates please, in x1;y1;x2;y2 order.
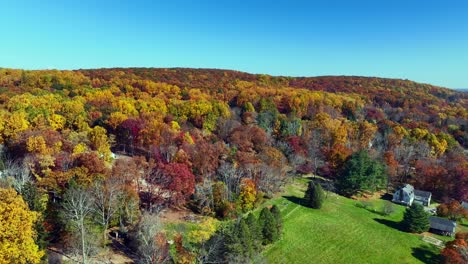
238;218;254;257
270;205;283;234
401;203;430;233
304;181;325;209
259;207;278;244
246;213;262;250
225;222;243;257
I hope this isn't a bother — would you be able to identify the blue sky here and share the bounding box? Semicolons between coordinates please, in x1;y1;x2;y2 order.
0;0;467;88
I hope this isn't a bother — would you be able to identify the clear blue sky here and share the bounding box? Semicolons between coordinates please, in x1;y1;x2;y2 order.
0;0;467;88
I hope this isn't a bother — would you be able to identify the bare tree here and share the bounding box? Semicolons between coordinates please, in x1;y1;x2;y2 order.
249;163;287;196
393;139;430;184
62;185;95;264
193;178;214;214
1;157;31;194
92;178;122;242
136;213;170;264
216;117;241;141
306;129;325;175
217;162;244;202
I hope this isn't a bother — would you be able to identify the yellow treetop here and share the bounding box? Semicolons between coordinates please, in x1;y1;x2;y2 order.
0;188;44;264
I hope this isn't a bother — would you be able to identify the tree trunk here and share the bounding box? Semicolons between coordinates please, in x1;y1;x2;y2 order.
103;223;108;243
102;212;107;243
80;220;86;264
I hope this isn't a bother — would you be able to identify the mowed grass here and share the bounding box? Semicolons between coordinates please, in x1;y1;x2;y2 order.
263;178;441;264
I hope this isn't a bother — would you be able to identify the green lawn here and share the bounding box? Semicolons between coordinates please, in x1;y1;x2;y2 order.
262;177;442;264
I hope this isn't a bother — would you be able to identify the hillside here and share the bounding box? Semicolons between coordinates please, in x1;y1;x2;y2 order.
0;67;466;263
262;177;467;264
0;67;466;205
79;67;466;107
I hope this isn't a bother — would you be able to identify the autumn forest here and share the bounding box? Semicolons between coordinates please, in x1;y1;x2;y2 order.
0;68;466;263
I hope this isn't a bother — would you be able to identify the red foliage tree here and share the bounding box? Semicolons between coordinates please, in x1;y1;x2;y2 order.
116;118;146;153
322;144;352;177
437;201;468;220
74;152;109;176
150;163;196;207
412;158;448;199
288;136;307;156
441;232;468;264
183;135;226;181
228;125;267;152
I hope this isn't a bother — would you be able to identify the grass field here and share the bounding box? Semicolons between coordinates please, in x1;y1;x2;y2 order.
262;177;445;264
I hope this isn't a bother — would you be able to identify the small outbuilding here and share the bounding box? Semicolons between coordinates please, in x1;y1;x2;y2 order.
429;216;457;236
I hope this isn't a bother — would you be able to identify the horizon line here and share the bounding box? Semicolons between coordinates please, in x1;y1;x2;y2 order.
1;65;459;90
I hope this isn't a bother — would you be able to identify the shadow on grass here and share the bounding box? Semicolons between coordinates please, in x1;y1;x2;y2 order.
283;195;305;206
411;245;442;264
109;238;140;263
373;218;404;232
355;203;386;216
364;208;385;216
380;193;393;201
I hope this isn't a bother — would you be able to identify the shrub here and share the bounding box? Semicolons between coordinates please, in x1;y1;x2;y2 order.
304;181;325;209
382;201;395;216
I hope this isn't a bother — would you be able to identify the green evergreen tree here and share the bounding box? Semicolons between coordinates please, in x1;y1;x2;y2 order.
259;207;278;244
401;203;430;233
246;213;262;250
304;182;325;209
225;222;243;257
238;218;254;257
270;205;283;234
336;150;385;196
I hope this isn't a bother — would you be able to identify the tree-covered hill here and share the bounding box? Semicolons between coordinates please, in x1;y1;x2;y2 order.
0;67;466;263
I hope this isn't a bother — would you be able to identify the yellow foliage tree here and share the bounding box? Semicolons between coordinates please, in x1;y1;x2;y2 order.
72;143;89;156
0;111;6;143
237;178;257;212
171;121;181;131
113;98;139;116
0;188;44;264
183;132;195;145
26;136;48;155
89;126;112;161
357;121;377;149
187;217;219;244
107;111;128;129
48;114;66;131
3;111;30;139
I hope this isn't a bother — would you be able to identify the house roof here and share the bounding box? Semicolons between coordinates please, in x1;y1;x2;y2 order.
401;184;414;193
414;190;431;199
429;216;457;232
462;201;468;210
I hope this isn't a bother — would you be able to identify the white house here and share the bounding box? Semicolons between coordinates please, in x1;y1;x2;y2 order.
392;184;431;206
392;184;414;206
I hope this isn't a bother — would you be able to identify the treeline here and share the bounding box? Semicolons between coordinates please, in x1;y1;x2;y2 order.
0;68;466;263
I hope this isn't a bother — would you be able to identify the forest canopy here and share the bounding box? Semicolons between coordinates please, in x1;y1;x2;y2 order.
0;67;466;262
